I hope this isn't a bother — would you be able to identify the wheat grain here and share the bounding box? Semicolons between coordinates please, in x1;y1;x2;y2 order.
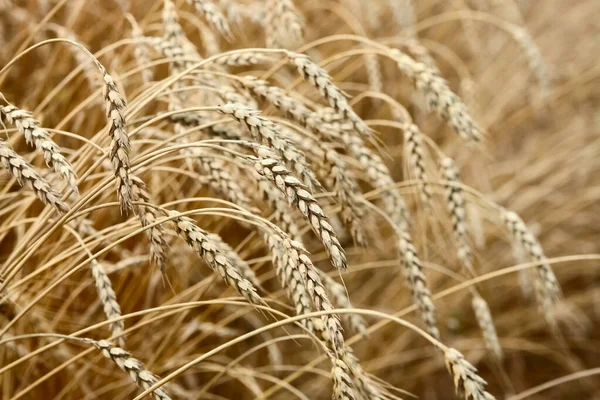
0;141;69;213
0;103;78;195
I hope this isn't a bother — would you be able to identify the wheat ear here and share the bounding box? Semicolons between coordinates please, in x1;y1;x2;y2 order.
444;347;496;400
130;176;168;272
265;0;303;49
187;0;233;40
99;64;133;214
170;211;265;305
217;103;321;191
397;227;440;339
318;270;368;335
206;232;261;289
0;103;78;195
126;14;154;83
502;210;562;327
249;147;347;270
403;122;433;205
331;357;357;400
0;141;69;213
83;339;171;400
390;49;482;143
440;156;474;274
91;260;125;346
471;291;503;361
286;51;371;139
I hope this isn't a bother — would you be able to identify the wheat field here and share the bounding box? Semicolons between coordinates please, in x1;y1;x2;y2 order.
0;0;599;399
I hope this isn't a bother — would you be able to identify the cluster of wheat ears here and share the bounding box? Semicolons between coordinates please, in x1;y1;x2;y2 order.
0;0;599;399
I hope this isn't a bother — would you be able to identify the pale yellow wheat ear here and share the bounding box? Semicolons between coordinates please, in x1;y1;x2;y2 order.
444;347;496;400
83;339;171;400
265;0;303;49
390;49;482;143
397;227;440;339
91;260;125;347
125;13;154;84
99;64;134;214
440;156;475;274
247;146;347;270
0;101;78;195
470;289;502;361
187;0;233;40
502;210;562;328
169;210;266;305
285;51;372;139
0;140;69;213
